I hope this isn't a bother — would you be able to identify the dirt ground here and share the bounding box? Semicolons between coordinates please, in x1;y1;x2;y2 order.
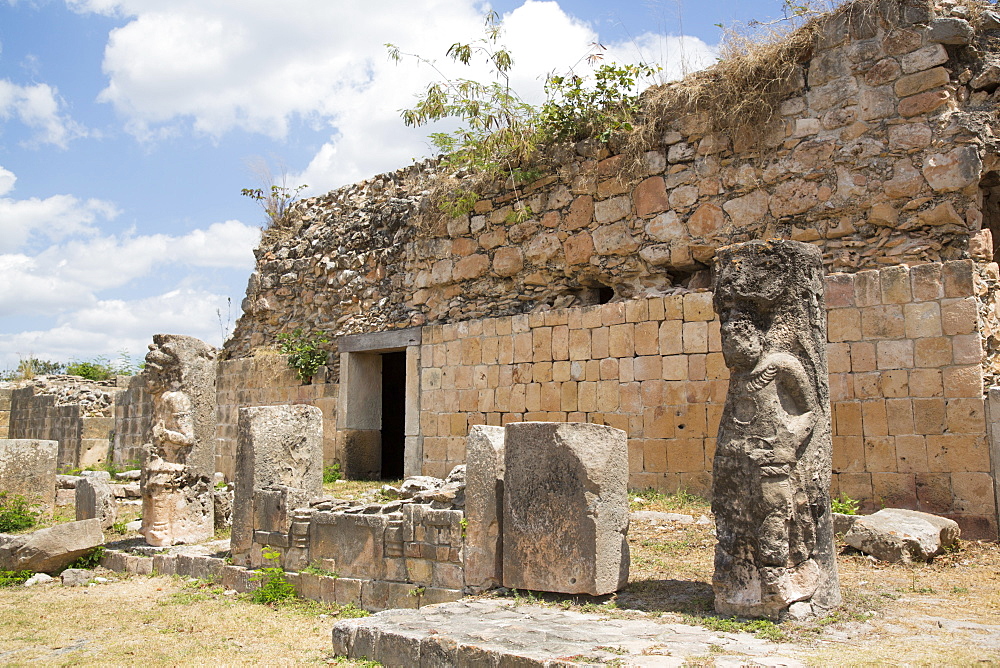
2;490;999;666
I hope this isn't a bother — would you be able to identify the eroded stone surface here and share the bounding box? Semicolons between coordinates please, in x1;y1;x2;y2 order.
140;334;218;547
463;424;505;591
75;475;118;529
0;519;103;573
231;404;323;565
712;240;840;620
0;439;57;511
332;600;806;667
844;508;960;563
502;421;629;596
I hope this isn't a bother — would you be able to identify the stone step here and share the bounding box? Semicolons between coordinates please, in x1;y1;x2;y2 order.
332;599;806;667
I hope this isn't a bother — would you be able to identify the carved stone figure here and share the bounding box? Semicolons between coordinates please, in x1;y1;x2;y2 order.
140;334;218;546
712;239;840;620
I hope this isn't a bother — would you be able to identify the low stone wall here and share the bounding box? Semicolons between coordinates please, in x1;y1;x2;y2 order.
98;548;463;612
215;355;337;480
418;260;996;537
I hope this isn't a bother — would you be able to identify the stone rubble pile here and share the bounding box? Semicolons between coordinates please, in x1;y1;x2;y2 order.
23;375;117;417
309;465;467;516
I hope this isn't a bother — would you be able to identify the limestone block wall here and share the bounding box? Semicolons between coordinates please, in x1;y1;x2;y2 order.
226;0;1000;362
111;374;152;467
0;389;11;438
8;388;97;471
215;355;337;480
249;502;466;611
418;260;996;537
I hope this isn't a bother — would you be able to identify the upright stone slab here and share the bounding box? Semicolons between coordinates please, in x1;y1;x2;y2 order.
140;334;218;546
502;422;629;596
463;425;505;591
231;404;324;566
0;439;57;512
75;475;118;529
712;239;840;620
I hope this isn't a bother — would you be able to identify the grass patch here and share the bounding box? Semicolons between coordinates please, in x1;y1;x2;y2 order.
629;488;710;514
683;614;788;642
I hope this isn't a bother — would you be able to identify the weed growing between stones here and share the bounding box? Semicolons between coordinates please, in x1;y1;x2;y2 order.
276;328;329;383
300;563;338;578
683;614;789;643
628;488;710;514
0;493;39;533
831;492;860;515
66;546;105;570
322;463;342;484
250;548;297;605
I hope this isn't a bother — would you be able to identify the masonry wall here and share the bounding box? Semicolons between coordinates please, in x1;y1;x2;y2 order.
111;373;152;467
226;0;1000;366
416;259;995;537
10;388;78;470
0;389;11;438
215;354;338;480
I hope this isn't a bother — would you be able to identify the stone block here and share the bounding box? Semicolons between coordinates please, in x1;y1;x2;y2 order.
0;518;103;574
0;439;57;511
310;512;388;580
231;405;323;564
464;425;505;591
502;422;629;595
844;508;959;563
75;476;118;529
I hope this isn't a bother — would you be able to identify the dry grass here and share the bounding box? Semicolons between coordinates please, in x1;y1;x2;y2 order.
323;478;403;502
0;573;376;666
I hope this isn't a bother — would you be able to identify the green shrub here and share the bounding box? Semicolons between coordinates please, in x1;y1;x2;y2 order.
0;570;32;587
277;328;329;383
831;493;860;515
0;493;39;533
250;548;297;605
322;463;342;484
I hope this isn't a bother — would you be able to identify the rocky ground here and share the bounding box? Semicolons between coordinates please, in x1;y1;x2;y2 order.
1;489;999;665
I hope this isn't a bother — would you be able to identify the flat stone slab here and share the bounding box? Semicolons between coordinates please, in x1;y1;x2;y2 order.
332;599;805;666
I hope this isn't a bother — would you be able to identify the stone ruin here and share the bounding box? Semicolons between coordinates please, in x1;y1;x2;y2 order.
140;334;218;546
712;239;840;620
6;4;1000;655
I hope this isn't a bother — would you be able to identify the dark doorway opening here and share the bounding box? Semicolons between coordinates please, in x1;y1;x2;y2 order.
380;351;406;479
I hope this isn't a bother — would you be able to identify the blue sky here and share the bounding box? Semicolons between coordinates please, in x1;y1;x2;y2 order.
0;0;811;370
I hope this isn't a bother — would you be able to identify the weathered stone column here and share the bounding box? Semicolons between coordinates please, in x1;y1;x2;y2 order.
712;239;840;619
140;334;218;546
502;421;629;596
231;404;324;566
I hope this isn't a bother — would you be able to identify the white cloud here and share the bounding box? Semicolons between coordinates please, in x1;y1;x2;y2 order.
0;79;86;147
71;0;717;193
0;186;119;252
0;288;234;369
0;219;259;315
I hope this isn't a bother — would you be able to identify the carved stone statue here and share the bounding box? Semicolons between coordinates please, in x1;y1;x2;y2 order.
141;334;218;546
712;239;840;620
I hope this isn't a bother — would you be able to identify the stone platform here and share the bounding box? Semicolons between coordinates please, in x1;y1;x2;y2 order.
331;599;805;667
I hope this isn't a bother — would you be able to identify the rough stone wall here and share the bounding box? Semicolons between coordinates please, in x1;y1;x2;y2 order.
112;373;152;467
418;260;993;537
215;354;337;480
226;0;1000;361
